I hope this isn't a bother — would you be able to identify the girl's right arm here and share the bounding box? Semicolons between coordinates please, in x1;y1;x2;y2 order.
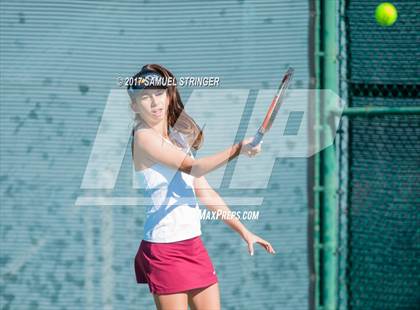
134;129;260;178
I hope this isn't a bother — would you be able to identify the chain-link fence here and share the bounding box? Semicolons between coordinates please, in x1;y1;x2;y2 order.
337;0;419;309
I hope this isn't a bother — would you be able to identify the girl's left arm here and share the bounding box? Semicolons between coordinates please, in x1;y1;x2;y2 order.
193;176;276;256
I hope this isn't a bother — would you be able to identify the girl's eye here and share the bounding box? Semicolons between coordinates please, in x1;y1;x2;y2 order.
157;90;164;96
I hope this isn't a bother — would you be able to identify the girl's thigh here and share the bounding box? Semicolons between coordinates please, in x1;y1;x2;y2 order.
153;292;188;310
188;282;221;310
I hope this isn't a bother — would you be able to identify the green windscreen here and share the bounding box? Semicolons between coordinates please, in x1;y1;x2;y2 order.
0;1;311;309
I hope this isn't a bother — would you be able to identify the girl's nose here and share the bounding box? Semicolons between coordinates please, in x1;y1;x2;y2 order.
150;95;158;105
151;94;160;103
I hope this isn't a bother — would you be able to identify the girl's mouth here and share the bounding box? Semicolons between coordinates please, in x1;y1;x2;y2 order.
151;108;163;117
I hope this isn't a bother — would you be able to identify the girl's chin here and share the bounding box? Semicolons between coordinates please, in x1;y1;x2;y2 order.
150;111;165;119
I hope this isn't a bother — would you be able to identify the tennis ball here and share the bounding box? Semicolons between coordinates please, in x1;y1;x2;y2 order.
375;2;398;26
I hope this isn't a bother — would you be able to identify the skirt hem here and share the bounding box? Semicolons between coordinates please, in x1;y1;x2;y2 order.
145;278;219;295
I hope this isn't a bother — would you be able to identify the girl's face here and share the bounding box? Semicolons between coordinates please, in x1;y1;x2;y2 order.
131;88;168;125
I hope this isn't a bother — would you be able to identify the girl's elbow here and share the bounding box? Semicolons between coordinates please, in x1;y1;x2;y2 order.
190;165;205;178
181;159;204;178
190;160;207;178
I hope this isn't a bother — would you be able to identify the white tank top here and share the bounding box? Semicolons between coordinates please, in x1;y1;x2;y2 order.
134;128;202;243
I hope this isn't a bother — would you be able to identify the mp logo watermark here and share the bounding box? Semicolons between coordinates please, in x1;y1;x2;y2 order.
75;89;345;208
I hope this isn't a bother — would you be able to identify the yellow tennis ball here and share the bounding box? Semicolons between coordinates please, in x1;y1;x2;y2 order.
375;2;398;26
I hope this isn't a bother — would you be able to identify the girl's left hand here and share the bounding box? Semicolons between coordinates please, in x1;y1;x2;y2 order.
242;231;276;256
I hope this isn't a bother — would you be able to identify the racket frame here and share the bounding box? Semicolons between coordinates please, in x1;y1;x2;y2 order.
250;67;294;147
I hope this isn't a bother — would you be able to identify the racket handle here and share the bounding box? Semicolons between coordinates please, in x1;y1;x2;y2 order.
250;131;264;147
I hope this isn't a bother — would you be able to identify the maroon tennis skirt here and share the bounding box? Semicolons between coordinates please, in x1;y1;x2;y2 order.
134;235;218;295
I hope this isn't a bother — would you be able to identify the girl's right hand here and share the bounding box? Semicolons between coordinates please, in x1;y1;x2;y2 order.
240;136;262;157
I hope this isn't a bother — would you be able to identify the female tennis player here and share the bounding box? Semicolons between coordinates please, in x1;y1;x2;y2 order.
129;64;276;310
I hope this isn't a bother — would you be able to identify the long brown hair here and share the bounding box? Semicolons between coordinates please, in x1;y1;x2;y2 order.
128;64;204;159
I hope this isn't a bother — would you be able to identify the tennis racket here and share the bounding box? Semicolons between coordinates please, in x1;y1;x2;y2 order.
250;67;294;147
